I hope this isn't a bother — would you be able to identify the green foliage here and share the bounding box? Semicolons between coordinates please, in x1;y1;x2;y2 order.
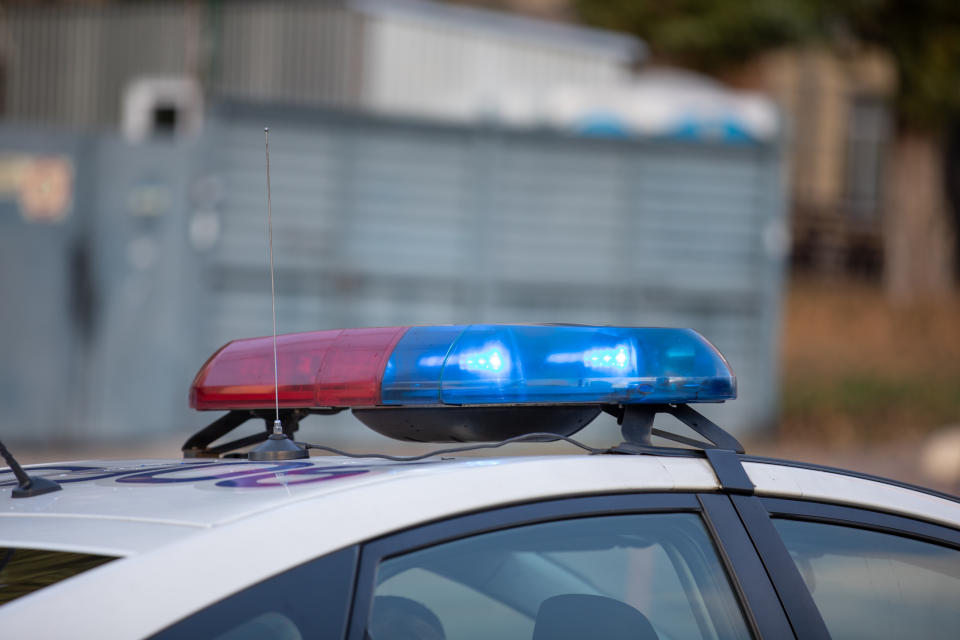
843;0;960;128
781;372;960;441
574;0;960;128
575;0;818;71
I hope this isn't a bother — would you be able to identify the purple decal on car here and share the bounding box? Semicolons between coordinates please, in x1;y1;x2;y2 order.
114;461;314;484
0;464;196;486
216;466;370;488
3;461;387;489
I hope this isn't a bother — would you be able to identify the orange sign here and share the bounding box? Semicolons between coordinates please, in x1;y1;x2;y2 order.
18;156;73;223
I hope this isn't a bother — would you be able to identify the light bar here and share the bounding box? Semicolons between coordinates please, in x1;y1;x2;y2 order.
190;325;736;410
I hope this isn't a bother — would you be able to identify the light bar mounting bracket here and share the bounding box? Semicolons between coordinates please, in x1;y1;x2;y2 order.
182;408;342;458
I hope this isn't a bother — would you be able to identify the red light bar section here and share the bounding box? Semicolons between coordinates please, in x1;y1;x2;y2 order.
315;327;409;405
190;327;409;410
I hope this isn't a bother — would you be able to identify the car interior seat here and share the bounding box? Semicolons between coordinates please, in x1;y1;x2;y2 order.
532;593;659;640
368;595;445;640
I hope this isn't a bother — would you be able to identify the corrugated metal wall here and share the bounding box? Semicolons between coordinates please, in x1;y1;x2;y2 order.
202;103;785;436
360;7;636;120
0;2;636;129
3;5;196;127
1;3;364;128
0;131;92;440
214;3;365;107
0;127;209;443
0;104;784;444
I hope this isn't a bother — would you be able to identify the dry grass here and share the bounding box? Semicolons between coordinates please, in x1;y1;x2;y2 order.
779;278;960;446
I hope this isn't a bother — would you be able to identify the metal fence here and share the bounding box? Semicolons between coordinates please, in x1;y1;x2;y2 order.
0;1;639;129
0;102;785;446
3;4;197;127
1;2;363;127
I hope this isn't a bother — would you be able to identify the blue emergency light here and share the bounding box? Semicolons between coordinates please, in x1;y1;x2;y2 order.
380;325;735;406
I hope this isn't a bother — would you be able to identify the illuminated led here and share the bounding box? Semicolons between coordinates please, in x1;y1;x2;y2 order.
459;345;508;373
583;345;631;370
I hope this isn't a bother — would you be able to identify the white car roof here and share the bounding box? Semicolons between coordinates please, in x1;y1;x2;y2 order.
2;453;960;640
3;454;960;555
2;455;719;556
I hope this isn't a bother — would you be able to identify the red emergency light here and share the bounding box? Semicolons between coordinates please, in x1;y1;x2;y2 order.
190;327;408;410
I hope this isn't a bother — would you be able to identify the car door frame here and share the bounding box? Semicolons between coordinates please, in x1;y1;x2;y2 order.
749;496;960;639
758;497;960;549
346;491;797;640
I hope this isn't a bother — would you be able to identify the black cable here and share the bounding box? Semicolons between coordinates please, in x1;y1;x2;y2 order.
298;432;607;462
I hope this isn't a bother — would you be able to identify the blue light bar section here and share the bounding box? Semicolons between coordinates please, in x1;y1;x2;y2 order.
381;325;466;404
381;325;735;406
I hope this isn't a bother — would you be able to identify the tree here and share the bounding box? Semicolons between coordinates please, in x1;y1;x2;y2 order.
575;0;960;299
575;1;817;71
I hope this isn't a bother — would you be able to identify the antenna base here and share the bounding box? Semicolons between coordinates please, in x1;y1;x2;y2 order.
1;438;63;498
12;475;62;499
247;433;309;461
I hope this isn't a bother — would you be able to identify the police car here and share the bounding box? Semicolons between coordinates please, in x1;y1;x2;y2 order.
2;324;959;639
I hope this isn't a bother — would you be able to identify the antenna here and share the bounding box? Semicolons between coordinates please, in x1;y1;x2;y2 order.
248;127;308;462
266;125;281;431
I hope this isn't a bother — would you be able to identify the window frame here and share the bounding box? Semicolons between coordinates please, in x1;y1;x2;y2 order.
735;495;960;640
757;496;960;639
347;492;794;640
760;497;960;550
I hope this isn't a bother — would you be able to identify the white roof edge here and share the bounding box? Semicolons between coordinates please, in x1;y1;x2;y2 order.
744;460;960;529
349;0;646;61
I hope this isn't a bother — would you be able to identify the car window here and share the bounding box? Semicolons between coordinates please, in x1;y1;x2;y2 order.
368;513;751;640
773;518;960;640
149;546;356;640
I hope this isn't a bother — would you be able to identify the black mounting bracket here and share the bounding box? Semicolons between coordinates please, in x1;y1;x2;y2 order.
603;403;745;453
180;402;753;496
602;403;753;494
182;408;341;458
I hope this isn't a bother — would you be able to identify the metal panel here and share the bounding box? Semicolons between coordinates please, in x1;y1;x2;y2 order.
205;104;786;435
0;130;91;441
215;3;365;107
81;136;208;440
361;13;634;119
0;128;211;443
1;3;362;128
1;1;637;129
3;5;193;127
0;105;785;443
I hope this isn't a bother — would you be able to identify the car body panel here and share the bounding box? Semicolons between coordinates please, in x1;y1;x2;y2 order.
0;516;198;556
743;460;960;529
2;453;959;639
1;454;719;639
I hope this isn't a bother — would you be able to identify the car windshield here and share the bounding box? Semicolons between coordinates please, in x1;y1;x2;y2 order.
0;547;116;606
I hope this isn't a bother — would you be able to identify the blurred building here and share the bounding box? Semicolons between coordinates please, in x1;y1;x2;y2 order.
487;0;904;285
0;1;927;290
0;0;787;444
0;0;643;131
725;47;897;280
